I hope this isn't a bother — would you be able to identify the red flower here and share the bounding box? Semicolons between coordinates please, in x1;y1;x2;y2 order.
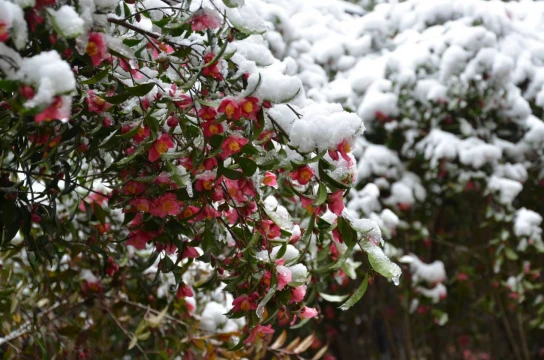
239;97;260;121
148;133;175;162
132;126;150;144
259;219;281;239
290;165;314;185
86;33;107;66
179;205;200;220
149;193;180;217
181;246;199;259
202;53;222;80
118;58;144;79
337;140;352;164
176;284;194;299
26;10;44;32
35;97;65;123
244;324;274;344
195;172;217;192
232;292;259;313
19;86;34;99
0;21;11;42
221;135;248;158
86;90;111;113
201;121;224;137
218;99;242;120
190;11;221;32
198;106;217;121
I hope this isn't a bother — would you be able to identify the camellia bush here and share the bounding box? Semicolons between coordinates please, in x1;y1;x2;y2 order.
0;0;405;358
259;0;544;359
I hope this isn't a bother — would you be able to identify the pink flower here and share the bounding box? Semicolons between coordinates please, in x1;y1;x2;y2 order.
244;324;274;344
195;172;217;192
232;292;259;312
218;99;241;120
337;140;352;164
190;11;221;31
131;126;151;144
328;190;344;215
86;90;111;113
179;205;200;220
19;85;35;99
122;181;146;196
299;306;318;319
290;165;314;185
277;265;292;291
239;97;260;121
262;171;277;187
176;284;194;299
149;193;181;217
221;135;248;158
181;246;199;259
290;285;306;304
148;133;175;162
35;97;65;123
118;58;144;79
129;198;153;212
86;32;107;66
259;220;281;239
127;230;154;249
194;205;220;221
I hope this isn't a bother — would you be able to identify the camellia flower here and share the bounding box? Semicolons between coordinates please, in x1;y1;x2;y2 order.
198;106;217;121
132;126;150;144
118;58;144;79
217;99;242;120
259;219;281;239
149;193;180;217
190;11;221;32
129;198;153;212
86;90;111;113
328;190;344;215
244;324;274;344
239;97;260;121
262;171;277;187
181;246;199;259
221;135;248;158
299;306;319;319
201;121;224;137
277;265;292;291
232;292;259;313
290;285;307;303
0;21;10;42
195;172;217;192
86;32;107;66
122;181;146;196
35;97;65;123
202;53;223;80
179;205;200;221
290;165;315;185
148;133;175;162
337;140;352;164
176;284;194;299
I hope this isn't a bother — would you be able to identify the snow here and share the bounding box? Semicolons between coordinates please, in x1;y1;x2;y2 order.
51;6;85;39
399;254;447;285
0;0;28;50
514;208;542;241
16;51;76;108
416;283;447;304
487;176;523;205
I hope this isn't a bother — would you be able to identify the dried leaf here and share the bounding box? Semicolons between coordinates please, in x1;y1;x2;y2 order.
293;333;315;354
311;343;329;360
285;337;301;352
269;330;287;350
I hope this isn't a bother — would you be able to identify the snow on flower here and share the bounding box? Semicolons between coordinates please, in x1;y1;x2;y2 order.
190;9;221;32
86;90;111;113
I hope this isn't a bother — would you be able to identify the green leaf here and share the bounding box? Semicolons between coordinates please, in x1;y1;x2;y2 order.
290;318;310;329
312;182;328;207
238;157;257;177
318;160;351;190
92;203;106;225
504;247;519;261
339;273;369;311
256;284;277;318
171;47;192;59
218;165;243;180
81;69;109;85
288;215;315;266
160;256;175;273
105;92;131;104
223;0;244;8
0;80;17;93
127;82;156;96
